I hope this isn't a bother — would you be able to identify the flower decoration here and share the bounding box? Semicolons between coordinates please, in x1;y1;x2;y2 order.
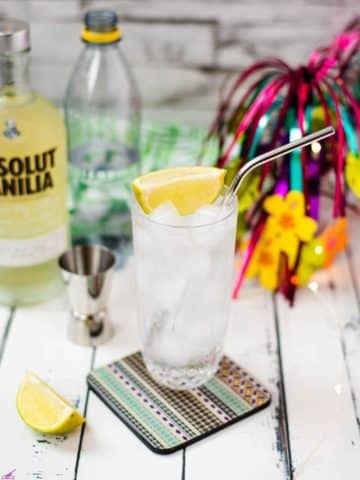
320;218;348;267
345;153;360;197
246;233;280;290
263;191;317;260
292;238;326;286
245;191;318;291
202;17;360;303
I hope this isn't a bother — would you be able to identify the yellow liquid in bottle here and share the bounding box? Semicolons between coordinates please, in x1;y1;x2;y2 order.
0;92;68;305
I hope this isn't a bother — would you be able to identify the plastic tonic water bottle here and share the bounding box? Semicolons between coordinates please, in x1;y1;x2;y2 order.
64;10;141;264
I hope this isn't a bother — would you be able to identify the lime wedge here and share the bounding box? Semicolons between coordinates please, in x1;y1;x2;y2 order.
132;166;226;215
16;371;85;434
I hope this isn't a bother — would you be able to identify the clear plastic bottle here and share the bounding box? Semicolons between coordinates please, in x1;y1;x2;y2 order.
0;19;67;305
64;10;141;265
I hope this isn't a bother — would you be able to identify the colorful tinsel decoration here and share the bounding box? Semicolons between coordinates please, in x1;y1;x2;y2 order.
204;20;360;304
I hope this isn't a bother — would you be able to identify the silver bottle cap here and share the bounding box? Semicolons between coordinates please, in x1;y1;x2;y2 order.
0;19;30;53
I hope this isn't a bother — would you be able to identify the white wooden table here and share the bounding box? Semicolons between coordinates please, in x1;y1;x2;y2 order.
1;213;360;479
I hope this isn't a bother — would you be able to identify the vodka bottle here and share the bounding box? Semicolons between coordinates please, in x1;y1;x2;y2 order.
0;19;67;305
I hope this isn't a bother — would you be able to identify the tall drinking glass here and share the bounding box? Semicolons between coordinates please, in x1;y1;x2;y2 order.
131;194;237;389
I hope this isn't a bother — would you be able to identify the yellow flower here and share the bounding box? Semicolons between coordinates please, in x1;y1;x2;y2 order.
264;191;317;259
345;152;360;197
244;191;318;291
246;232;281;290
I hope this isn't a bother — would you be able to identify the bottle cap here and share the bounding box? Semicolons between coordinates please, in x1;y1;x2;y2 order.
82;10;122;44
0;19;30;53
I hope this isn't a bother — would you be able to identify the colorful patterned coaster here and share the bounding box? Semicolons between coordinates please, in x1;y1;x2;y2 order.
87;352;271;454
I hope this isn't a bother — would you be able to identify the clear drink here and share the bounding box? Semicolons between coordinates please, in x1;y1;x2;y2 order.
131;195;237;389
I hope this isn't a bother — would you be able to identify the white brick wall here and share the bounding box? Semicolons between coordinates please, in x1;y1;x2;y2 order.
0;0;358;123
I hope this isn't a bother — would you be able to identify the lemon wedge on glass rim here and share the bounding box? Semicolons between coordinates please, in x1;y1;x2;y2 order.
16;371;85;435
132;166;226;215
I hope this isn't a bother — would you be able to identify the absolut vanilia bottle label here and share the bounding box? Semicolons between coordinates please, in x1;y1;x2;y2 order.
0;147;57;196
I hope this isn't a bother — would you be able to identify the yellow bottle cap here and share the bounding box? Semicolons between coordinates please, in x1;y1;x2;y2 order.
81;27;122;44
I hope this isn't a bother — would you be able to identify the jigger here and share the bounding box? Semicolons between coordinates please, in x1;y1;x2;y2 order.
59;245;115;346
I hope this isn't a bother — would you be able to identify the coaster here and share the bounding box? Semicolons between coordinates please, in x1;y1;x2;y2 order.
87;351;271;454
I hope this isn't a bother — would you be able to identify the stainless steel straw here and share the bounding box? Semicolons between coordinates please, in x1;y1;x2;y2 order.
225;126;335;202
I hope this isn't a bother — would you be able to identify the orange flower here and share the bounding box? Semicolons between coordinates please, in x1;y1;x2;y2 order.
320;218;348;267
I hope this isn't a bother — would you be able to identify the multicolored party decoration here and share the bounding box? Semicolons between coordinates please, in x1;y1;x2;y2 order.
203;19;360;304
316;17;360;98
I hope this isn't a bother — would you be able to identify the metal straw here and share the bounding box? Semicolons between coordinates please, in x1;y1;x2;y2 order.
225;126;335;202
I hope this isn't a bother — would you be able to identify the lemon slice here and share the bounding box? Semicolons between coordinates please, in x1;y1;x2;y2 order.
132;166;226;215
16;371;85;435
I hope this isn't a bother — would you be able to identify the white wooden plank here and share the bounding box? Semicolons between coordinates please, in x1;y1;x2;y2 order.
343;208;360;426
0;307;12;364
76;260;182;479
275;262;360;479
186;289;286;480
0;296;92;479
306;204;360;437
0;307;11;337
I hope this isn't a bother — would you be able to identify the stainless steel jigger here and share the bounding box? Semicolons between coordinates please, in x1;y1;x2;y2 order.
59;245;115;346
